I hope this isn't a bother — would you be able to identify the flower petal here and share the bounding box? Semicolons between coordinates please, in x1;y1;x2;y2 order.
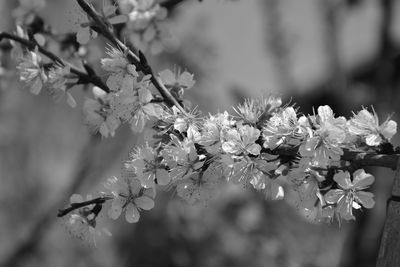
302;137;319;154
70;194;83;203
381;120;397;140
30;77;43;95
333;171;352;190
179;72;195;89
159;69;175;85
140;171;156;188
125;203;140;223
318;105;334;122
366;134;381;146
336;194;355;220
143;187;156;199
352;169;374;189
134;196;154;210
240;125;260;146
108;197;124;220
246;143;261;156
156;168;170;186
324;189;344;204
139;88;153;104
268;181;284;201
355;191;375;209
130;111;146;133
143;103;163;118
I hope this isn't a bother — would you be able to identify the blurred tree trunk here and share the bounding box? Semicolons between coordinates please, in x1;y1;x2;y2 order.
338;0;398;266
377;159;400;266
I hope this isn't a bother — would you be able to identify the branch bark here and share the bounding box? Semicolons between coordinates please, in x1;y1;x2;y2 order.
57;196;112;217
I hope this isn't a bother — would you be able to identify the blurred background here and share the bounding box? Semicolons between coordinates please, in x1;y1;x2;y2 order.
0;0;399;266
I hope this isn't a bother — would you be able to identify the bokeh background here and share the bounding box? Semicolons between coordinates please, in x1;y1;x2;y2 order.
0;0;399;266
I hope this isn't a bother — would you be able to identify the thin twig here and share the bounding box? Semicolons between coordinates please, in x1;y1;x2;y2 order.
0;32;110;93
57;196;113;217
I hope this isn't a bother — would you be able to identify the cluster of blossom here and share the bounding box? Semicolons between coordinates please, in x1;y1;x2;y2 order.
16;45;79;107
82;45;195;137
9;0;79;106
76;0;170;54
71;83;397;243
64;194;112;246
10;0;178;114
118;0;170;54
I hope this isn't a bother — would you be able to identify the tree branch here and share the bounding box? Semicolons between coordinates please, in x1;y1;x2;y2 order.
0;32;110;93
270;146;399;170
342;151;398;170
57;196;113;217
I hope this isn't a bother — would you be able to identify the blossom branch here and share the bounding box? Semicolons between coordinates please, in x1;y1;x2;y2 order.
76;0;186;113
57;196;113;217
341;150;399;170
270;146;399;170
0;31;110;93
